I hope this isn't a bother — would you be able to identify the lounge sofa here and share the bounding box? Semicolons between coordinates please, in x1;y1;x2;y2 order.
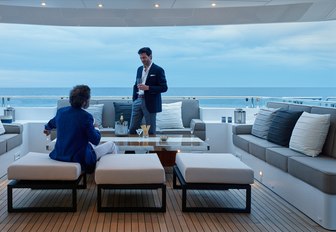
232;102;336;230
0;123;23;177
56;98;206;140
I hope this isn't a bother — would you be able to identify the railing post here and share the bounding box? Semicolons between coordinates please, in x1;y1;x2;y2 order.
251;97;254;108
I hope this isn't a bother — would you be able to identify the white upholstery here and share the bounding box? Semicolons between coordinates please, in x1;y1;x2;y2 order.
85;104;104;128
7;152;81;181
0;121;5;135
156;102;184;129
289;112;330;157
175;153;254;184
95;153;165;184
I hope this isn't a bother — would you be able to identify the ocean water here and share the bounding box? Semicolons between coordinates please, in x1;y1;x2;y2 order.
0;87;335;107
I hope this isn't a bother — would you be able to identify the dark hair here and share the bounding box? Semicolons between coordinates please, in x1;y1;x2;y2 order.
69;85;91;109
138;47;152;56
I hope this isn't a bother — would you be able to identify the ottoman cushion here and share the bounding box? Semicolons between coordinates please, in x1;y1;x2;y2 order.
95;153;165;184
7;152;81;181
175;153;254;184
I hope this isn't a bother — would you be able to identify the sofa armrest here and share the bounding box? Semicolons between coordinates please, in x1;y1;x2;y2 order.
3;123;23;134
190;119;206;141
232;124;252;135
190;119;205;131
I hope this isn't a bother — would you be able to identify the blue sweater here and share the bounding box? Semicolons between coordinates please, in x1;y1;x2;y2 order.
45;106;101;173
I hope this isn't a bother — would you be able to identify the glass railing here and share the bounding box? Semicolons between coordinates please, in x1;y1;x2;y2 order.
2;95;336;108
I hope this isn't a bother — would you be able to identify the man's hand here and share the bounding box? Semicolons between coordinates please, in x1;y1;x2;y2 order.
137;84;149;91
43;129;51;136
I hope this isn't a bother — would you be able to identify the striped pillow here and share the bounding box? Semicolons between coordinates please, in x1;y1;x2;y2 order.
156;102;184;129
289;112;330;157
267;110;303;146
252;108;279;139
85;104;104;128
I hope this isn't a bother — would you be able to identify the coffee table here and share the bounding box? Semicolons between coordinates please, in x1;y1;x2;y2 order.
100;134;209;166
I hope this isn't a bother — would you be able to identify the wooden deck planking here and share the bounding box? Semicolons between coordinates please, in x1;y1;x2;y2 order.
250;184;314;232
0;170;331;232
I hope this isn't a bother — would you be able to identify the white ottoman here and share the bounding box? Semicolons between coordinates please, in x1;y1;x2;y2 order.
95;153;166;212
7;152;86;212
173;153;254;213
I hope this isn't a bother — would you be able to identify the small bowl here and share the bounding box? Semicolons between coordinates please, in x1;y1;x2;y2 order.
160;135;169;142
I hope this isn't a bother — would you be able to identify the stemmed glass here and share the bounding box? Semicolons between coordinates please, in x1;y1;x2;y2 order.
136;128;143;137
136;78;142;94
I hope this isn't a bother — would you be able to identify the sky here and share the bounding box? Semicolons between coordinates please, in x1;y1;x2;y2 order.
0;20;335;88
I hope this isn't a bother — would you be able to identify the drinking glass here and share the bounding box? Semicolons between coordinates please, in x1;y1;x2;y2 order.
136;128;143;137
141;125;150;138
46;134;51;151
137;78;142;85
136;78;142;94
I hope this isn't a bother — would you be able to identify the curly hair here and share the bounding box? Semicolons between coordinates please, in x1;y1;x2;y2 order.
138;47;152;56
69;85;91;109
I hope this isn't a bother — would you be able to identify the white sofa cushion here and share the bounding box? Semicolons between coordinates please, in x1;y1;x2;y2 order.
289;112;330;157
0;121;5;135
95;153;165;184
7;152;81;180
175;153;254;184
156;102;184;129
85;104;104;128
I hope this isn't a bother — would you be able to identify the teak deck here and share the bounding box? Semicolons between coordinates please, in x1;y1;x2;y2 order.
0;168;329;232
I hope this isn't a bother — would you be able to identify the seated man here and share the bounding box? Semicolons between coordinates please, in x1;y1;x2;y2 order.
44;85;118;173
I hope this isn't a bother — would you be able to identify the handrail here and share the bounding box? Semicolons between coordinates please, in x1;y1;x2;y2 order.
0;95;324;100
1;95;336;108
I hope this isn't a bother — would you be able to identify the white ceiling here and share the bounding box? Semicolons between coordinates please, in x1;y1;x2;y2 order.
0;0;335;27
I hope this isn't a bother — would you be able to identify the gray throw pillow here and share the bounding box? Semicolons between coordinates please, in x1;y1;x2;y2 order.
267;110;303;146
252;108;279;139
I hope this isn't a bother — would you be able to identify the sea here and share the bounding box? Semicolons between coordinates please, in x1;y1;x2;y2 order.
0;87;335;107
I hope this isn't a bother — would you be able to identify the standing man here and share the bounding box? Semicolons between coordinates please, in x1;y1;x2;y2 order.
129;47;168;135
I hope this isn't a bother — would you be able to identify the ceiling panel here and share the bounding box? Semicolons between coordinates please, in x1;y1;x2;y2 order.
174;0;269;8
42;0;85;8
80;0;177;9
0;0;335;26
300;0;336;21
0;0;40;7
328;7;336;20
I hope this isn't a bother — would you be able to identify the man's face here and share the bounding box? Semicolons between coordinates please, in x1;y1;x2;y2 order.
139;53;152;67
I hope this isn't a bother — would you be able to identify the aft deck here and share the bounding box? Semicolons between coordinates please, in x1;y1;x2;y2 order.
0;168;328;232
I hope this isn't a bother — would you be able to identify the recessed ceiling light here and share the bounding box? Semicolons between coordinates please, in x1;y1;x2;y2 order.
154;4;160;8
211;3;216;7
98;3;103;8
41;2;46;6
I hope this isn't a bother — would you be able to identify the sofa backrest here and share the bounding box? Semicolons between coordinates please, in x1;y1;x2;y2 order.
57;98;200;128
95;100;133;128
163;99;200;128
311;106;336;158
266;102;312;112
57;99;133;128
267;102;336;158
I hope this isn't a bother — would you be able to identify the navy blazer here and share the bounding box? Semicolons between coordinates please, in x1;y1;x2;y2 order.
132;63;168;113
45;106;101;173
